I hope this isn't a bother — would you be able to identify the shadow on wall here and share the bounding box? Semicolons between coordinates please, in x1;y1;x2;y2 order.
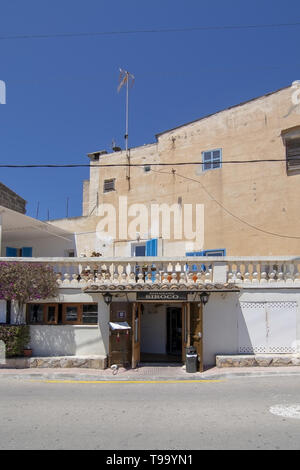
30;326;77;357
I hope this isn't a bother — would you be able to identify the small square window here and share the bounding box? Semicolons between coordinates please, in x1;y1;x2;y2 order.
103;179;116;192
202;149;222;172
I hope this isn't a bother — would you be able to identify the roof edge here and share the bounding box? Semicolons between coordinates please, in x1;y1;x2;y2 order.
155;84;291;139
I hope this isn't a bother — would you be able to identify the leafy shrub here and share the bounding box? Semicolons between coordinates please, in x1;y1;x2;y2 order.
0;325;30;357
0;262;58;323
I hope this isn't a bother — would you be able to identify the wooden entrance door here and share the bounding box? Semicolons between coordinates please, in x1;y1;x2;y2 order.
190;302;203;372
109;302;132;368
132;303;141;368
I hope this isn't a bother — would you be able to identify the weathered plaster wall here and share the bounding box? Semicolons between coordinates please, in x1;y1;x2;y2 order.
0;183;26;214
50;84;300;256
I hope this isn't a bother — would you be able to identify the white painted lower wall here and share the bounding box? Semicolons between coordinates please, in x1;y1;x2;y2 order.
29;325;104;356
203;289;300;366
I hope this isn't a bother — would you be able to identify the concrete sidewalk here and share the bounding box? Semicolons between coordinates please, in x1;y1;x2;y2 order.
1;364;300;381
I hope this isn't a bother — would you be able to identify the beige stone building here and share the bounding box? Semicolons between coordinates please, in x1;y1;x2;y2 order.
50;81;300;257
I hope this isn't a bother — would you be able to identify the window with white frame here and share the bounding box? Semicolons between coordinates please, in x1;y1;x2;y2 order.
202;149;222;171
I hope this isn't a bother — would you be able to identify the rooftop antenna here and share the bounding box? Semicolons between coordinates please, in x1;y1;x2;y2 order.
118;68;134;189
36;201;40;219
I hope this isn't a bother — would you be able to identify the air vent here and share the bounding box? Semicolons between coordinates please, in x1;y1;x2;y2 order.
103;179;116;193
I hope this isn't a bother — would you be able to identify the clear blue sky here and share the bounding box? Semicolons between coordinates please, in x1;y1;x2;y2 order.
0;0;300;220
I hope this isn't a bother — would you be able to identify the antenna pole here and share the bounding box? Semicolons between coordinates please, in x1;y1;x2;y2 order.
118;68;134;190
125;72;131;190
125;71;129;154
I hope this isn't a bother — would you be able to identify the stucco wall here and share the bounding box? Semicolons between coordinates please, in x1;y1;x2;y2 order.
50;83;300;256
29;325;103;356
203;289;300;366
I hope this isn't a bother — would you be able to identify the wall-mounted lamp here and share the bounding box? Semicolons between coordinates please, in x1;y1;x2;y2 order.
103;292;113;305
200;292;210;305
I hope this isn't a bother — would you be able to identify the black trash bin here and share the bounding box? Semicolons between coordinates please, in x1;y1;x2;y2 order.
186;346;198;373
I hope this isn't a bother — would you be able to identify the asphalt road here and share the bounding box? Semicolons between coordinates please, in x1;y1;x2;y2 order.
0;375;300;450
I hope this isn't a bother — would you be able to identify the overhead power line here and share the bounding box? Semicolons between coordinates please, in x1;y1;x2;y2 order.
0;159;289;169
149;168;300;240
1;21;300;41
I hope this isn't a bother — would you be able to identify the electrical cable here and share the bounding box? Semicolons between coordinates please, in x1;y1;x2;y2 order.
149;168;300;240
0;159;290;168
1;21;300;41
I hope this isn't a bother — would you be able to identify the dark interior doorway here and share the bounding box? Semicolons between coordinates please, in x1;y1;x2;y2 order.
166;307;182;360
139;304;183;364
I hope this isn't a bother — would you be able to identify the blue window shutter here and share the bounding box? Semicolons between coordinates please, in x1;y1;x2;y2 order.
22;247;33;257
6;247;17;257
146;239;158;256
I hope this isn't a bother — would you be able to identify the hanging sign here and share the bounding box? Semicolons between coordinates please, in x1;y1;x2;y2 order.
136;291;187;301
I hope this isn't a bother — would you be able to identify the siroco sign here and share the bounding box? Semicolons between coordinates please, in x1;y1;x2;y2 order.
136;292;187;301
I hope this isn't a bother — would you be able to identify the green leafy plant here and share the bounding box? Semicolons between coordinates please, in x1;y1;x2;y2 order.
0;325;30;357
0;262;58;324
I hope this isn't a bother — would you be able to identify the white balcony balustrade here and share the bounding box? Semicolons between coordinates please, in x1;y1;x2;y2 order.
1;256;300;290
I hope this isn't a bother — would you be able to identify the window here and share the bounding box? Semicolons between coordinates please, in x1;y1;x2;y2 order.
27;304;58;324
282;128;300;174
63;304;81;324
131;243;146;256
65;249;75;257
144;165;151;173
6;247;32;257
202;149;222;171
103;179;115;192
28;304;44;324
82;304;98;324
27;303;98;325
186;249;226;256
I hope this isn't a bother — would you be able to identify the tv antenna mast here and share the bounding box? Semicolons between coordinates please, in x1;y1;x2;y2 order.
118;69;135;153
118;69;135;189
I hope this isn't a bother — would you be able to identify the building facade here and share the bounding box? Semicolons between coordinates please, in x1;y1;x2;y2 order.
2;82;300;371
50;81;300;258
